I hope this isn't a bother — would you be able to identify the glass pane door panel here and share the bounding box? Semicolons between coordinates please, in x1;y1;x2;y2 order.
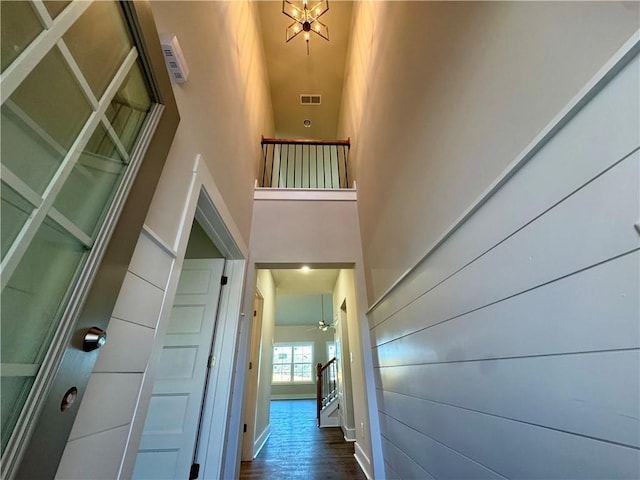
63;0;132;99
8;45;92;154
1;376;35;453
53;125;126;237
43;1;72;19
1;183;35;258
1;218;87;367
106;62;152;152
0;1;43;73
1;104;66;195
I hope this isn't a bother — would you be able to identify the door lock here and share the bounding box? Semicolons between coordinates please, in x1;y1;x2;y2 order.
82;326;107;352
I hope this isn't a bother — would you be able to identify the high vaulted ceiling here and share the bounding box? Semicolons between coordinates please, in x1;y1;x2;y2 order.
257;1;353;140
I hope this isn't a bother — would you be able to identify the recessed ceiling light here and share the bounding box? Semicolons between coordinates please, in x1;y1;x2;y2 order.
300;266;311;272
303;119;311;127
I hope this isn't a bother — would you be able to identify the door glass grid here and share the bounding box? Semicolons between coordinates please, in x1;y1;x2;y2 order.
0;0;155;456
42;1;72;20
62;0;132;99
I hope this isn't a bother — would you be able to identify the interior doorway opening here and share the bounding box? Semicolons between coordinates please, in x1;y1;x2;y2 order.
241;265;360;464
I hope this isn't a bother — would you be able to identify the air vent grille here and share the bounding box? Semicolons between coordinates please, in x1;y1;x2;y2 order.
300;94;322;105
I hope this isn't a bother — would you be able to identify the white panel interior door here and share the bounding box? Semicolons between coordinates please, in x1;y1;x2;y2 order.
133;259;225;480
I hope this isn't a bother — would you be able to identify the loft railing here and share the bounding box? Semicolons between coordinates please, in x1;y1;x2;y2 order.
260;137;350;189
316;357;337;426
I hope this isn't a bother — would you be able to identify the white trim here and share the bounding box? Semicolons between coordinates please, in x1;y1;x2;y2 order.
354;442;373;480
0;1;92;104
368;30;640;313
1;363;39;377
141;224;177;259
193;155;248;259
254;187;357;201
252;425;271;459
343;426;356;442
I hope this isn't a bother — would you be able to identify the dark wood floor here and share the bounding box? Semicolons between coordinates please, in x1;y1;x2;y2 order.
240;399;367;480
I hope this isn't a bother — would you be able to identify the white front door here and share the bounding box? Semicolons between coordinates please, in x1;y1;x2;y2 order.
133;259;225;480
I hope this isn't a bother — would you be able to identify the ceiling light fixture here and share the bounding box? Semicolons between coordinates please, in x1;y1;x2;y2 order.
283;0;329;55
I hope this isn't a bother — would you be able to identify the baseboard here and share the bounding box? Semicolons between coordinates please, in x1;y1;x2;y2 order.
342;426;356;442
253;425;271;459
354;442;372;480
270;394;315;400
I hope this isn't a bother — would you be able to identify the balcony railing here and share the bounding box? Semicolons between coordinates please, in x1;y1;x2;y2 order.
260;137;350;189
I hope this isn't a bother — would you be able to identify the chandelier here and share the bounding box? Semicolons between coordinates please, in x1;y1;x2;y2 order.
283;0;329;55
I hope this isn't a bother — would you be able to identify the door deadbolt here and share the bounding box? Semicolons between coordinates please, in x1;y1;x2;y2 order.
82;326;107;352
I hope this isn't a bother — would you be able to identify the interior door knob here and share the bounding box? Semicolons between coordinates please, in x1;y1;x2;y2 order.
82;326;107;352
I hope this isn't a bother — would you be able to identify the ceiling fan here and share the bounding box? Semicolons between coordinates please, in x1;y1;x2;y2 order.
306;293;334;331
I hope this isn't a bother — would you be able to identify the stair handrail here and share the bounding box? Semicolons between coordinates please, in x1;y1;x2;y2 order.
316;357;337;426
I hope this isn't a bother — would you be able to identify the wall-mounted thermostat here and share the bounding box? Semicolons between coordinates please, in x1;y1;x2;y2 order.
160;33;189;84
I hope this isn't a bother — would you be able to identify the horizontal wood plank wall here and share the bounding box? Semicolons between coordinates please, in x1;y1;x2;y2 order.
56;230;174;479
369;54;640;479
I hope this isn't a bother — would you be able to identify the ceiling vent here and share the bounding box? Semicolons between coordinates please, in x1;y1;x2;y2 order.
300;94;322;105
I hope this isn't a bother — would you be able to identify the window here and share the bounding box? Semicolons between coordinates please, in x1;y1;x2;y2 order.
272;343;313;383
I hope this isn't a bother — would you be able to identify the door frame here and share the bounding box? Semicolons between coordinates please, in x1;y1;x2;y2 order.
240;292;265;461
119;154;247;479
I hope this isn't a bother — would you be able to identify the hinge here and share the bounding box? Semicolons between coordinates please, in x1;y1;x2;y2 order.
189;463;200;480
243;423;247;433
207;355;214;369
221;275;228;285
249;361;252;370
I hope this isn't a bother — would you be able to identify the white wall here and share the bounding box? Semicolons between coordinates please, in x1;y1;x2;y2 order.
339;1;640;302
146;1;274;248
338;2;640;476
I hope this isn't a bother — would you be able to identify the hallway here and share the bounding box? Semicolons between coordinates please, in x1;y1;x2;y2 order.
239;400;367;480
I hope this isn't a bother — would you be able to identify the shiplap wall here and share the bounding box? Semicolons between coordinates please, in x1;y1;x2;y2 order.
56;229;174;479
369;53;640;478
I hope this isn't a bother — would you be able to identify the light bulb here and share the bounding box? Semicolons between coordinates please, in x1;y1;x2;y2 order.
304;32;310;41
316;7;321;15
294;25;300;33
315;24;320;31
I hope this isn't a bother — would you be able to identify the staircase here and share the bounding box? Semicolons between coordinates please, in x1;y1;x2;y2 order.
317;358;339;427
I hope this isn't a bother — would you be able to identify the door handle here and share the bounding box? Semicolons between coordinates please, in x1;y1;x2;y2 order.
82;326;107;352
